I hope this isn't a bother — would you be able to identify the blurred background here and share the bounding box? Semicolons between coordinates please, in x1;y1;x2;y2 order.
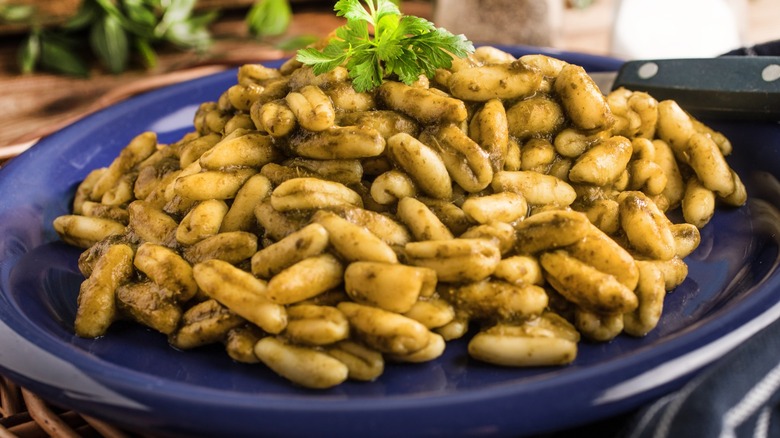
0;0;778;161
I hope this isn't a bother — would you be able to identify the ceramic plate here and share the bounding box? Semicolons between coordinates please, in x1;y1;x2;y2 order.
1;47;780;438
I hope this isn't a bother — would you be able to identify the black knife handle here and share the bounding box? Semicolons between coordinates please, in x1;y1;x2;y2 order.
612;57;780;121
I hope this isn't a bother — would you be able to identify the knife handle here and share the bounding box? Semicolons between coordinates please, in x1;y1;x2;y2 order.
612;56;780;120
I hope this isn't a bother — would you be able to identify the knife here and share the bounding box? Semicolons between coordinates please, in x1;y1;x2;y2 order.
589;56;780;121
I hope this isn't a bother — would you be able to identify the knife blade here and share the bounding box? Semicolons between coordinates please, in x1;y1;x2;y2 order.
589;56;780;121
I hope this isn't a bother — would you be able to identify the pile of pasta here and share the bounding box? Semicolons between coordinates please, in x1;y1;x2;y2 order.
53;46;746;389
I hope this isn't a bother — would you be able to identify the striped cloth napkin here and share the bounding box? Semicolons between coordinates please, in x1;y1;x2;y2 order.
722;39;780;57
621;315;780;438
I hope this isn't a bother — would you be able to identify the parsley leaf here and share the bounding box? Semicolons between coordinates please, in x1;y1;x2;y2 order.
296;0;474;92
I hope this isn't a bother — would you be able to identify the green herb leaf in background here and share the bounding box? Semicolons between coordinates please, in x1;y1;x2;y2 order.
62;1;99;31
0;4;35;23
122;0;158;29
247;0;292;38
156;0;197;38
90;14;130;74
134;36;158;69
297;0;473;92
18;29;41;74
16;0;294;75
93;0;154;37
39;34;89;77
165;19;212;51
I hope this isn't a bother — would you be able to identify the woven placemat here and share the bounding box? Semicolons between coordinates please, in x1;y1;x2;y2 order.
0;376;132;438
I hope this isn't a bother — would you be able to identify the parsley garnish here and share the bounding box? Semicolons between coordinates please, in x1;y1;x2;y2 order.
296;0;474;92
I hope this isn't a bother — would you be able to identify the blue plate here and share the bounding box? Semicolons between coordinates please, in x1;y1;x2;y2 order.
1;47;780;438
